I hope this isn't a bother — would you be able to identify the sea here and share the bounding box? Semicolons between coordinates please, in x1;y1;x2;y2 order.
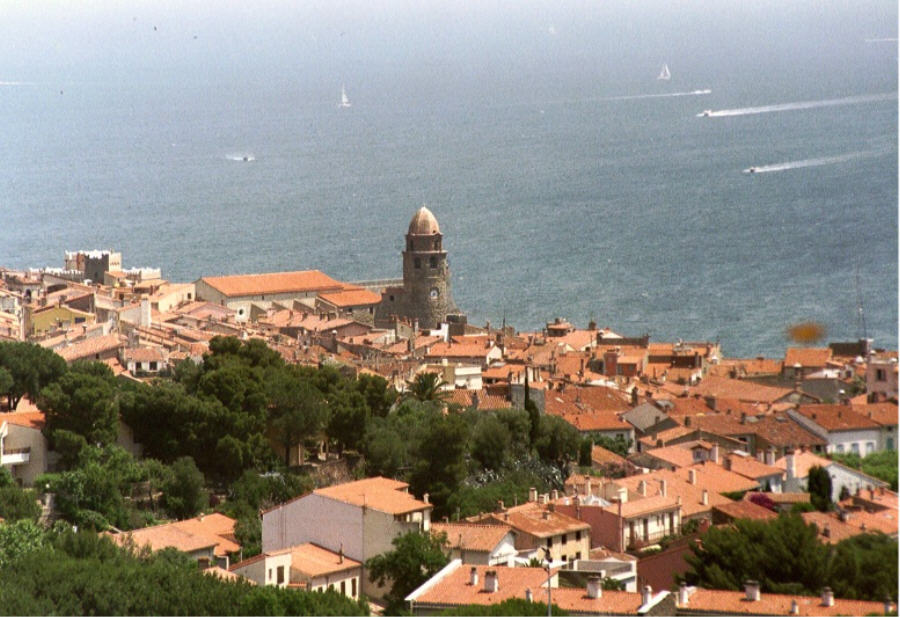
0;1;896;358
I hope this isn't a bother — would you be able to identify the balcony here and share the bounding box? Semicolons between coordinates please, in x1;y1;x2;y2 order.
1;447;31;465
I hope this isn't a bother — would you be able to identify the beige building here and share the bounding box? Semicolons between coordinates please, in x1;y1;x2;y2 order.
261;476;432;597
475;502;591;565
195;270;347;322
0;410;49;486
230;543;362;599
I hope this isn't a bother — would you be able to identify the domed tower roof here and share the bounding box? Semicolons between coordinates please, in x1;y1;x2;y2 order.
408;206;441;235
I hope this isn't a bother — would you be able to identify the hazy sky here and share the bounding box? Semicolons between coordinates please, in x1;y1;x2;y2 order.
1;0;895;88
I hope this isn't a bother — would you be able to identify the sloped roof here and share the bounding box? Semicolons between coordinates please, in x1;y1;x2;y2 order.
432;523;514;552
314;476;431;515
794;404;881;432
199;270;344;298
679;588;889;615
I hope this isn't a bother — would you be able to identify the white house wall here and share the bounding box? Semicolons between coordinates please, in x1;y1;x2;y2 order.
262;494;364;561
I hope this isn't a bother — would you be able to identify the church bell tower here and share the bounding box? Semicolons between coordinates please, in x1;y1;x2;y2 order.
401;206;458;329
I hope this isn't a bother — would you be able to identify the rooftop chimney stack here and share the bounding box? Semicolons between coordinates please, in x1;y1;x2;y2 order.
469;567;479;587
641;585;653;606
790;599;800;615
525;588;533;602
821;587;834;607
551;489;559;501
702;489;709;506
711;443;720;464
659;479;668;497
678;583;690;606
587;576;602;600
529;487;538;503
638;480;647;496
423;492;430;504
765;449;775;466
745;580;761;602
785;449;796;481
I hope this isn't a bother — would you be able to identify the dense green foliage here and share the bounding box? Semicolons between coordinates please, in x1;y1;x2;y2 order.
0;341;66;410
402;372;449;403
0;526;369;615
366;530;450;615
683;514;898;601
807;465;833;511
440;598;568;615
831;450;898;491
40;361;119;451
0;469;41;522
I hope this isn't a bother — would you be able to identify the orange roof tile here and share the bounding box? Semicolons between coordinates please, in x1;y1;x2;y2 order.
200;270;344;297
794;404;881;432
318;287;381;307
1;410;45;430
289;543;362;577
851;402;899;427
313;477;431;515
680;588;889;615
712;500;777;521
691;376;793;404
480;508;589;539
57;333;123;362
412;564;550;608
544;587;644;615
432;523;514;552
784;347;833;368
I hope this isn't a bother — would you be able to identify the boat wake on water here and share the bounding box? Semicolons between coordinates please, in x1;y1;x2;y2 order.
226;153;256;162
742;150;887;174
697;92;896;118
598;89;711;102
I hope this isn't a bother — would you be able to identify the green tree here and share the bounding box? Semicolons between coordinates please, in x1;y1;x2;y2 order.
0;367;13;410
471;415;512;471
356;373;397;418
40;361;119;449
403;372;450;403
0;341;67;410
366;530;449;614
326;388;369;453
0;519;46;568
535;415;580;472
808;465;832;511
578;438;592;467
267;367;327;466
162;456;207;520
828;533;898;601
363;423;407;478
409;413;470;516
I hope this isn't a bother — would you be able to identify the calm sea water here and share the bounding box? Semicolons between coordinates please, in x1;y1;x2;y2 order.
0;1;896;357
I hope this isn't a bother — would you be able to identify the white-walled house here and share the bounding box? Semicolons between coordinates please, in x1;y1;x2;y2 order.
261;477;432;598
430;523;518;566
777;450;888;501
788;405;883;457
230;543;362;599
0;409;49;486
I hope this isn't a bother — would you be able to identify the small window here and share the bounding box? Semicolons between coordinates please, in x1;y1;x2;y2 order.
341;580;346;595
429;256;437;268
268;568;272;581
352;578;357;597
546;538;552;548
876;369;887;381
276;565;285;584
433;239;439;250
414;258;421;269
865;442;875;455
389;295;395;302
575;531;581;541
851;443;860;454
149;361;158;371
562;533;567;545
575;552;581;560
329;584;334;591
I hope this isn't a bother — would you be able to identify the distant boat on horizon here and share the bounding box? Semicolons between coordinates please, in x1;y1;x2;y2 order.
657;64;671;80
339;85;352;108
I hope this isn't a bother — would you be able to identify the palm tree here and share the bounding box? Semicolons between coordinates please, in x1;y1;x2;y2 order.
402;372;450;403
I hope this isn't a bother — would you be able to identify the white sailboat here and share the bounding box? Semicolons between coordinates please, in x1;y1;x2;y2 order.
339;85;352;108
657;64;671;80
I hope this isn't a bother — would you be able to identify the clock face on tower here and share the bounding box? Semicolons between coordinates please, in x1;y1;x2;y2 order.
430;287;439;299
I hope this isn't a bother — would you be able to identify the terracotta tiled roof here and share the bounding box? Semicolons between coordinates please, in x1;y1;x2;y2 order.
691;376;793;404
784;347;833;368
432;523;514;552
411;564;550;608
603;494;680;518
801;510;897;544
709;357;783;377
543;587;644;615
200;270;345;298
289;543;362;577
724;455;783;481
613;471;731;517
108;513;239;558
57;333;123;362
642;445;698;469
679;587;889;615
672;462;761;494
774;451;832;479
1;410;45;430
851;402;899;427
794;404;881;432
740;413;827;448
205;566;247;583
480;507;589;539
318;287;381;307
313;477;431;515
122;346;166;363
712;500;777;521
591;444;628;466
425;341;497;360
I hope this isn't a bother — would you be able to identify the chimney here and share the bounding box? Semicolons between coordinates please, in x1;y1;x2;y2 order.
539;494;548;505
638;480;647;496
701;489;709;506
740;412;747;424
423;492;430;504
616;486;627;504
684;416;691;427
586;576;603;599
529;487;538;503
641;585;653;606
469;567;479;586
723;456;732;472
484;570;499;593
496;499;505;512
688;469;697;485
711;443;720;464
542;511;550;520
765;448;775;466
585;476;593;496
548;502;556;513
821;587;834;607
551;489;559;501
785;449;796;481
885;598;894;615
790;599;800;615
745;580;761;602
658;479;667;497
339;543;344;563
823;524;831;538
678;583;690;606
525;588;533;603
